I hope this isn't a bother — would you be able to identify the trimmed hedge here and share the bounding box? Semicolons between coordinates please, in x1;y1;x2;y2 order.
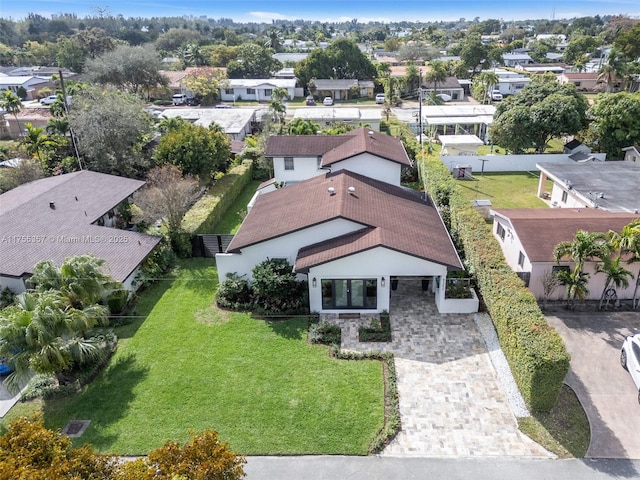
422;158;570;412
182;160;253;234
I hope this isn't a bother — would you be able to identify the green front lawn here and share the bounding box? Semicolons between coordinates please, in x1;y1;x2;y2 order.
40;259;384;455
455;171;552;209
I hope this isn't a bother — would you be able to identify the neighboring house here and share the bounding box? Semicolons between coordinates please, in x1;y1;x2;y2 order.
311;79;375;101
622;146;640;163
491;208;640;301
420;76;465;101
159;107;257;141
273;52;309;64
216;169;475;314
546;52;564;62
159;69;193;95
515;63;567;74
537;160;640;213
219;79;300;102
291;107;382;131
265;127;411;186
0;74;50;100
422;104;496;140
557;72;601;92
502;53;533;67
0;170;161;294
2;107;51;139
489;68;531;96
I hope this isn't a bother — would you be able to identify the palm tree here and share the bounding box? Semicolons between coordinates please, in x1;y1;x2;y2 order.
424;60;448;100
598;50;626;92
554;230;608;309
556;269;590;310
0;290;109;393
21;123;53;163
265;27;283;52
46;117;70;136
609;220;640;308
596;256;633;309
473;71;499;104
0;90;23;137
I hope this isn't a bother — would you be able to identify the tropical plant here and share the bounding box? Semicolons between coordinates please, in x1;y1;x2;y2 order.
0;289;109;391
472;71;499;104
0;90;23;135
424;60;447;97
554;230;608;309
609;219;640;308
20;122;54;162
596;255;633;309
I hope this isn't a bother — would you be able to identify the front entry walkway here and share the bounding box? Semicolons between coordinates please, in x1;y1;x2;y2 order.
324;279;551;457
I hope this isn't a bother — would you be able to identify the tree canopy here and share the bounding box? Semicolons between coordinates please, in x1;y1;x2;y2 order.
489;80;588;153
155;122;230;180
295;39;377;89
584;92;640;159
227;43;282;79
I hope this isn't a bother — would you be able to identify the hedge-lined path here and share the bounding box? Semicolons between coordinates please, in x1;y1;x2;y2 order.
325;278;552;457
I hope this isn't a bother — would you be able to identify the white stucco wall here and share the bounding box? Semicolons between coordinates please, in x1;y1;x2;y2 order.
215;218;364;282
493;218;640;302
330;153;402;186
440;153;606;173
273;156;325;183
307;247;449;313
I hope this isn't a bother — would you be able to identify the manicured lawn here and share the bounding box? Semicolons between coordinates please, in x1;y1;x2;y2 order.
40;259;384;455
455;171;552;209
212;179;261;234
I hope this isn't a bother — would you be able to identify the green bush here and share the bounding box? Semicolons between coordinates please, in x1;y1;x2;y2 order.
182;160;253;234
251;258;308;314
215;273;252;310
106;289;129;315
137;237;177;288
358;311;392;342
309;322;341;345
169;228;193;258
423;158;570;412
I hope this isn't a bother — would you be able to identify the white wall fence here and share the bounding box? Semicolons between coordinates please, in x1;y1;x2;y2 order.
440;153;607;173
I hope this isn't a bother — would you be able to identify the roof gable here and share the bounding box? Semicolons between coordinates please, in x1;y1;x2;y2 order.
227;170;462;270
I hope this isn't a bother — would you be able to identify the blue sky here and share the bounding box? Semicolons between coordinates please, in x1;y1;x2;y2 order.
1;0;639;22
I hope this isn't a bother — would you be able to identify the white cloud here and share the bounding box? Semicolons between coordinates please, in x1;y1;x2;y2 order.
248;11;293;20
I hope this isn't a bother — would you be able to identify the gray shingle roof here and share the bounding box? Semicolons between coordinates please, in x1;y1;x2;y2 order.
0;171;161;282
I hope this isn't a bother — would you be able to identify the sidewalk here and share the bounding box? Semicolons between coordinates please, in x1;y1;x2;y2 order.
244;456;640;480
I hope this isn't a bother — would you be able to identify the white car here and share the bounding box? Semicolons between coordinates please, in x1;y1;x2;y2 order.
491;90;503;101
375;93;385;104
323;97;333;106
436;93;452;102
621;333;640;404
40;95;59;105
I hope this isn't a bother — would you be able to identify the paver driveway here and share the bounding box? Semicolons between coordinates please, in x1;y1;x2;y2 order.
328;279;551;458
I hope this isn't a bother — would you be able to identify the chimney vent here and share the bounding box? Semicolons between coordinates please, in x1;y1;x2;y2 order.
328;187;336;196
348;186;356;195
49;201;55;209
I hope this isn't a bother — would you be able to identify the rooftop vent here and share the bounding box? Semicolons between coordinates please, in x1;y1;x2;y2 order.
368;130;374;137
328;187;336;196
49;201;55;209
348;186;356;195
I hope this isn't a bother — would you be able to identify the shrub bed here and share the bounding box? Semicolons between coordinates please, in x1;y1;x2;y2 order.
422;158;570;412
358;311;392;342
182;160;253;234
309;322;341;345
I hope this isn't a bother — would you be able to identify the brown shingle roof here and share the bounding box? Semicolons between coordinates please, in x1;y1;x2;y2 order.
493;209;640;262
265;128;411;167
0;171;161;282
227;170;462;271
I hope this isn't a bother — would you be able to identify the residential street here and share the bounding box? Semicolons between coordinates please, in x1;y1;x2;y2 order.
244;456;640;480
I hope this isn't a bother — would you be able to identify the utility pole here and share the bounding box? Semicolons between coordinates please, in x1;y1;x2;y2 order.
58;69;83;170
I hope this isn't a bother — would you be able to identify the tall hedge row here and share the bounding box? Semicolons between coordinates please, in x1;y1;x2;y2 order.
423;158;570;412
182;160;253;234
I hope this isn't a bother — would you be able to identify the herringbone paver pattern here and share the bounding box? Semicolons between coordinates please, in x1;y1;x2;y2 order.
322;279;552;458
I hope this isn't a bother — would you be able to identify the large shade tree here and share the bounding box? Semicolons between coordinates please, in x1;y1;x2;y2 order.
295;39;377;89
227;43;281;79
584;92;640;159
68;86;153;177
490;79;588;153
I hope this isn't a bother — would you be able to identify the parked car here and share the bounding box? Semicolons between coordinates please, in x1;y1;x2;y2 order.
186;97;201;106
620;333;640;404
0;356;12;376
305;95;316;106
40;94;59;105
323;97;333;106
491;90;503;101
172;94;188;105
436;93;452;102
375;93;385;104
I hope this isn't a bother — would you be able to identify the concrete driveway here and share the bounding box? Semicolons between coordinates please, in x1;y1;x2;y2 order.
547;312;640;459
